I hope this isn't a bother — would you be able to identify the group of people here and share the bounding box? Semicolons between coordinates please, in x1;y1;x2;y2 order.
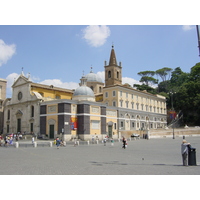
0;135;14;147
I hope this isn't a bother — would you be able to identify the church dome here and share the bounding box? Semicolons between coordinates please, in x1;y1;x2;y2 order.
73;86;94;97
72;75;95;102
85;69;103;83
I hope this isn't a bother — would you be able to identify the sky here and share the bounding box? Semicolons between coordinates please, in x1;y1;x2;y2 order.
0;25;199;97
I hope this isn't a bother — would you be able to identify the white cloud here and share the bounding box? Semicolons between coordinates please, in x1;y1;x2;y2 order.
39;79;79;90
182;25;195;31
122;77;141;87
6;73;19;97
97;71;105;82
0;39;16;67
82;25;111;47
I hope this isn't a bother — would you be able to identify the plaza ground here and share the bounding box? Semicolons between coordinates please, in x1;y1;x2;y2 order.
0;136;200;175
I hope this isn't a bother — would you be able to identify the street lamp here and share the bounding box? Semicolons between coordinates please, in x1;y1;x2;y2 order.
169;92;176;139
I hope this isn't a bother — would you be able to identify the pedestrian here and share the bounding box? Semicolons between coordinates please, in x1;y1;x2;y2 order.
92;136;94;144
111;138;114;146
181;140;190;166
32;136;34;145
103;136;107;146
96;135;99;144
74;137;77;147
122;137;127;149
56;137;61;149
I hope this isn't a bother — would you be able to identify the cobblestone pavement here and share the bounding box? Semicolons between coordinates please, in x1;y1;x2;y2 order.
1;136;200;175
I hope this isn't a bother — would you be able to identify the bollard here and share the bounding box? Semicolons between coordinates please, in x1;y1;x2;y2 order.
49;142;52;147
34;142;37;148
15;142;19;148
77;141;79;146
87;140;90;145
96;140;98;144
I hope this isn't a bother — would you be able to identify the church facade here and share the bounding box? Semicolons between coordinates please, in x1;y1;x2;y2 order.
2;46;167;140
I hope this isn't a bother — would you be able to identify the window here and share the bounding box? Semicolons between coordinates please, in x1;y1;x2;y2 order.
132;122;135;127
90;86;94;91
126;101;129;108
113;101;116;107
114;123;117;130
105;92;108;98
117;71;119;78
121;121;124;127
108;71;111;78
30;123;33;132
132;94;134;99
131;102;134;109
56;95;60;99
113;91;116;96
7;125;9;133
120;100;123;107
99;87;102;93
31;106;34;118
126;92;128;98
7;110;10;120
120;91;122;97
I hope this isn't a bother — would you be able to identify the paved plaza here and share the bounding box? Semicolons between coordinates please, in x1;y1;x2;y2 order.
0;136;200;175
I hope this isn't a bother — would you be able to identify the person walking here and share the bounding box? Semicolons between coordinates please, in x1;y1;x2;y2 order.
56;137;61;149
181;140;190;166
122;137;127;149
103;136;107;146
32;136;34;145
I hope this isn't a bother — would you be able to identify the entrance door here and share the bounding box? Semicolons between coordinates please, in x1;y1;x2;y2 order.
17;118;21;133
108;126;112;138
49;125;54;139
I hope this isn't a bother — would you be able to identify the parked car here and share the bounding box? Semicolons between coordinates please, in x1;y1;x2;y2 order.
131;133;140;138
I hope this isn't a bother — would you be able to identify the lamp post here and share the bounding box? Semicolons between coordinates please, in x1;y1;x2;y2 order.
169;92;176;139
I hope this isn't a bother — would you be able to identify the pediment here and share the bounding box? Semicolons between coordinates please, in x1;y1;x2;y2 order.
16;110;23;116
12;75;31;88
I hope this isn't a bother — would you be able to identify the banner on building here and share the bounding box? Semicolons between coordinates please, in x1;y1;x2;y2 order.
70;117;77;130
169;111;176;120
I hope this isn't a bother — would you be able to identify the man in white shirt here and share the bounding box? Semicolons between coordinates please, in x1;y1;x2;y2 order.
181;140;190;166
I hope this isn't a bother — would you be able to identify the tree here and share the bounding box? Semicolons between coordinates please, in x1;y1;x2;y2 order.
137;70;158;86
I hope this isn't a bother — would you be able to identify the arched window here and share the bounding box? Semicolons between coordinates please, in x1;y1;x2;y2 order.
7;110;10;120
108;71;111;78
117;71;119;79
99;87;102;93
31;106;34;118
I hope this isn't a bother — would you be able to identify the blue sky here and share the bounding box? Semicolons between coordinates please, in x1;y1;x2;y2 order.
0;25;199;97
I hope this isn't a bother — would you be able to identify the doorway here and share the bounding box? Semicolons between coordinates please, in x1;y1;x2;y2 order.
108;125;112;138
17;118;21;133
49;125;54;139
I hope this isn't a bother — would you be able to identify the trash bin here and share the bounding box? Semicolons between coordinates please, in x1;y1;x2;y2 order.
188;145;197;166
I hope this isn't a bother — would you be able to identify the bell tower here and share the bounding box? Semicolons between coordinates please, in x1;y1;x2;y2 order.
104;45;122;87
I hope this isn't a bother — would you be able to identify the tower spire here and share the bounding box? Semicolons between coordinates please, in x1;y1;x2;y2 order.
109;45;117;66
104;45;122;87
